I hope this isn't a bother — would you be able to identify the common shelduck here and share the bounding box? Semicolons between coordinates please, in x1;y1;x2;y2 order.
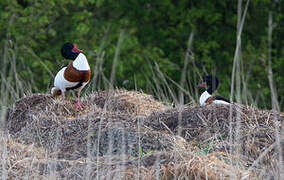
51;42;91;109
197;75;230;106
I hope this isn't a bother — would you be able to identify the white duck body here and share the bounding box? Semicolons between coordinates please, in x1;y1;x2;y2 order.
53;53;90;92
51;42;91;109
213;99;230;105
53;67;77;92
199;91;230;106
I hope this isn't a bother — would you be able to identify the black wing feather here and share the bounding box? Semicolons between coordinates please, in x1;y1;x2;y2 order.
213;95;230;103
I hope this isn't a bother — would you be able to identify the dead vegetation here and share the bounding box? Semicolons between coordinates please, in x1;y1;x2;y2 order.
1;89;283;179
146;104;283;164
88;89;167;116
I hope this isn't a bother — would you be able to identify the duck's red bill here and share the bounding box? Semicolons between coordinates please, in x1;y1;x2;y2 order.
72;43;83;53
197;82;206;88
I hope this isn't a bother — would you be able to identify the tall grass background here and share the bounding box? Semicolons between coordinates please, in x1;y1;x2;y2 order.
0;0;283;179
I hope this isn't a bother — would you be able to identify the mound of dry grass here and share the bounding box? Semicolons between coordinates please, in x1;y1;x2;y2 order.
0;134;84;179
6;93;87;133
146;103;283;175
123;151;253;180
0;134;45;179
88;89;166;116
51;150;254;179
3;89;283;179
5;90;178;160
1;138;252;179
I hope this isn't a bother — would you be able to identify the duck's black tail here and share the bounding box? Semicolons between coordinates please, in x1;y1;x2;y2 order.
214;95;230;103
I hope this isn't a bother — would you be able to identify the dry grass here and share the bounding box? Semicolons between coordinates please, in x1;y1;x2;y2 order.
88;89;167;116
147;104;283;159
2;89;283;179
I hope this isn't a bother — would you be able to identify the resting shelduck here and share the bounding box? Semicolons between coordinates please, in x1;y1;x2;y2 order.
197;75;230;106
51;42;91;109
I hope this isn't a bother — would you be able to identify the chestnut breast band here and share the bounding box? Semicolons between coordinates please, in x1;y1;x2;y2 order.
64;62;91;90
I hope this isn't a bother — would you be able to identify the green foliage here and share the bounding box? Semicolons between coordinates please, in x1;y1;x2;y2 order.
0;0;283;110
198;143;211;155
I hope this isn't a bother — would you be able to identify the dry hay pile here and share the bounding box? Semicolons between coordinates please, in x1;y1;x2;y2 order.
121;151;253;180
0;135;46;179
5;90;178;160
0;135;83;179
47;151;254;179
5;93;86;133
146;103;284;176
3;89;283;179
0;137;253;179
88;89;166;116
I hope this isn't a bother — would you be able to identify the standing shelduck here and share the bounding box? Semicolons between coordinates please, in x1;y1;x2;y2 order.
197;75;230;106
51;42;91;109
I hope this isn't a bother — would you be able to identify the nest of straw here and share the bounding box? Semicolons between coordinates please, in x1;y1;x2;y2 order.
0;135;45;179
0;135;84;179
51;151;255;180
3;89;283;179
146;103;283;168
87;89;166;116
0;135;260;180
5;90;179;160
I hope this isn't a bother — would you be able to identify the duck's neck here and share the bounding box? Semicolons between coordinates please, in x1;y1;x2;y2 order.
206;86;215;95
67;52;79;60
73;53;90;71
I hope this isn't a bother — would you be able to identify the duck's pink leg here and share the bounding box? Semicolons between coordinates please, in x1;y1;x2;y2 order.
75;89;83;109
62;91;65;103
